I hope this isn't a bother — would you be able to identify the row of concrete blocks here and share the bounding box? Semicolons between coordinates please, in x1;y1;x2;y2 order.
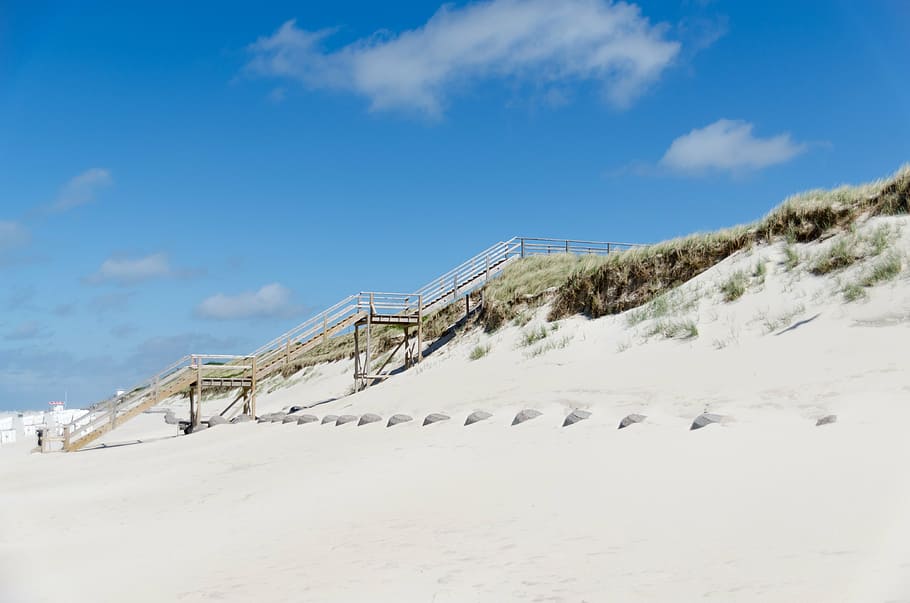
246;410;839;430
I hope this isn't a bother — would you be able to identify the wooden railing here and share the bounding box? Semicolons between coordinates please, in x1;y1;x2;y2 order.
61;236;639;448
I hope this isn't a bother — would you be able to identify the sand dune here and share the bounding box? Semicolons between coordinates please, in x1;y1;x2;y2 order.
3;216;910;602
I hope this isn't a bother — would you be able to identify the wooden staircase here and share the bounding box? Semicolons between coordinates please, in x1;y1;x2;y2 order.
62;237;640;451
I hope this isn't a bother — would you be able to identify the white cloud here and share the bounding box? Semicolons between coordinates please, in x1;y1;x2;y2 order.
195;283;295;320
51;168;112;211
0;220;29;252
660;119;807;173
246;0;681;115
86;252;172;285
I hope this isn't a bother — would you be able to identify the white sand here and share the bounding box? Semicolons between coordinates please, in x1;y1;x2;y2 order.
3;217;910;602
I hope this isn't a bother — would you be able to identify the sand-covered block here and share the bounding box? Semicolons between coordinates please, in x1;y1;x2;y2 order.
231;415;253;424
512;409;542;426
208;415;228;427
268;414;286;423
321;414;338;425
336;414;358;426
358;413;382;426
423;413;450;426
164;413;179;425
690;413;726;430
282;415;298;424
465;410;492;426
387;414;413;427
618;413;646;429
816;414;837;426
563;409;592;427
296;414;319;425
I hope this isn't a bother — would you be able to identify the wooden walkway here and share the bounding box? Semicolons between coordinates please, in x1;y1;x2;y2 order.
61;237;640;451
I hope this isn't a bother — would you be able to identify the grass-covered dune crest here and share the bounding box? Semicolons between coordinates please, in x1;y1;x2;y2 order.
477;165;910;328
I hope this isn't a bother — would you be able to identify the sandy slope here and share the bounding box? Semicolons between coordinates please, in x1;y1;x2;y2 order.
2;216;910;602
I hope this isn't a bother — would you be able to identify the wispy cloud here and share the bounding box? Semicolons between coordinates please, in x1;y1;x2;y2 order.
660;119;807;174
195;283;298;320
0;220;29;253
246;0;681;115
84;252;177;286
50;168;112;212
4;321;48;341
88;291;136;313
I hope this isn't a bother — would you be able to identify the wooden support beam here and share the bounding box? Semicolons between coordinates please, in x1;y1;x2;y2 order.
194;359;202;428
249;355;257;418
417;294;423;364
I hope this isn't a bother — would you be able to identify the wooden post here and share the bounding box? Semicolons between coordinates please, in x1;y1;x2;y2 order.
365;294;373;387
323;315;328;344
284;337;291;370
465;294;470;317
485;255;490;282
520;238;525;258
249;355;257;418
417;295;423;364
194;357;202;428
403;325;410;367
188;388;195;429
353;323;361;391
565;240;570;253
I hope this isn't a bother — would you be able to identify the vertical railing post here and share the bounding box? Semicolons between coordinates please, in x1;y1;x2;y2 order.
566;240;570;253
365;296;372;386
323;315;328;344
194;356;202;428
520;238;525;258
417;295;423;364
249;355;257;419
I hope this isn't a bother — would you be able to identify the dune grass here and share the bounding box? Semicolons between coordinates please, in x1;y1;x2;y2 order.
719;271;749;302
542;165;909;322
469;343;491;360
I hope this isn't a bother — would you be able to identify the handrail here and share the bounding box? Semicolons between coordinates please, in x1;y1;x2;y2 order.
63;235;637;445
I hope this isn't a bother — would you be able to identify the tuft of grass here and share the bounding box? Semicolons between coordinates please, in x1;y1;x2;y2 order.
869;225;893;256
753;260;767;278
647;319;699;340
719;271;749;302
469;343;491;360
525;336;572;358
783;245;800;271
842;283;867;302
761;304;806;334
811;238;857;275
513;311;532;327
861;253;902;286
520;325;548;347
625;289;699;326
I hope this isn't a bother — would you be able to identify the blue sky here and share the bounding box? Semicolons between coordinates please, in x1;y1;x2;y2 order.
1;0;908;410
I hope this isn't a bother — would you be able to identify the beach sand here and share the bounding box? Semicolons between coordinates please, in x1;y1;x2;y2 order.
3;217;910;602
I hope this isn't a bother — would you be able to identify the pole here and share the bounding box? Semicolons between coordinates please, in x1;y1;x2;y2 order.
249;355;257;418
365;293;373;387
194;357;202;428
417;295;423;364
